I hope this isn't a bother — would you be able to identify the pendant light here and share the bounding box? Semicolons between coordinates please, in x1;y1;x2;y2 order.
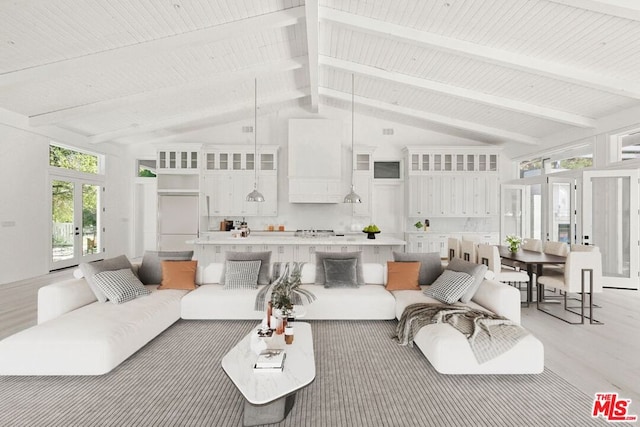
246;78;265;202
344;73;362;204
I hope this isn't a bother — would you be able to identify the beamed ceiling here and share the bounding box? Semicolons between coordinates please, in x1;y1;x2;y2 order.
1;0;639;149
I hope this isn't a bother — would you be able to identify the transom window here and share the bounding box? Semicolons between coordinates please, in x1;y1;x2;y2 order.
50;144;100;174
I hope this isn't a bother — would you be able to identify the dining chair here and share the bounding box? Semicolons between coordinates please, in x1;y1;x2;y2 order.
522;238;542;252
570;244;599;252
477;244;529;291
542;241;570;275
459;240;477;263
537;248;603;324
447;237;461;261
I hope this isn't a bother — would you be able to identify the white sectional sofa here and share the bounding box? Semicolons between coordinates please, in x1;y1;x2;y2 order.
0;260;544;376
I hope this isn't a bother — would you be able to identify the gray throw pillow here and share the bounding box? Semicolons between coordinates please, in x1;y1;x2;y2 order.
393;251;443;285
92;268;151;304
223;260;261;290
79;255;133;302
138;250;194;285
315;251;365;286
445;257;488;303
221;251;271;285
424;270;475;304
323;258;359;288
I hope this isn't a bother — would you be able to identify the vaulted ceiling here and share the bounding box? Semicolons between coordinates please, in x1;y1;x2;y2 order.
1;0;639;149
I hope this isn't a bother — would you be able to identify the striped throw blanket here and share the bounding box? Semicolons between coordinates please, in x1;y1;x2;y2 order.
395;303;529;364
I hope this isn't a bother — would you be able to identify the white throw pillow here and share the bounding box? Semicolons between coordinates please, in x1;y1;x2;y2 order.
223;260;261;290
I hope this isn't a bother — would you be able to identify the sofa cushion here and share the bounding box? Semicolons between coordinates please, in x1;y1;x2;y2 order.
138;251;194;285
221;251;271;286
445;257;488;303
79;255;134;303
92;269;151;304
424;270;475;304
393;252;442;285
315;251;364;286
158;260;197;290
323;258;359;288
385;261;421;291
223;260;261;289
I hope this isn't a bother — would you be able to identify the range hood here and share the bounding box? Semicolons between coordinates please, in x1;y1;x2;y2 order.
288;118;343;203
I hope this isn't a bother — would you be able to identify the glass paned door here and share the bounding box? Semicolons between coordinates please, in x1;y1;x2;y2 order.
51;177;102;269
582;170;639;289
547;177;576;244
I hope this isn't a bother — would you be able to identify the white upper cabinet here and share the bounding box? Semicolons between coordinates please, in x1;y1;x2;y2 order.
404;147;500;218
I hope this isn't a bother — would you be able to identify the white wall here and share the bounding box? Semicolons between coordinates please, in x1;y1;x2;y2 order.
0;126;50;284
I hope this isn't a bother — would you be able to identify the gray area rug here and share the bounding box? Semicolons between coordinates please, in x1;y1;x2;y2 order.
0;320;621;427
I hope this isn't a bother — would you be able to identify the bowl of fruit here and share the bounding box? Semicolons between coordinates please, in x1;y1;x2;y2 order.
363;224;380;239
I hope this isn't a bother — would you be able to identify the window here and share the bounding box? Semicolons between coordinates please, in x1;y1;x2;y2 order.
519;158;543;178
50;144;99;174
137;159;156;177
621;130;640;160
543;145;593;174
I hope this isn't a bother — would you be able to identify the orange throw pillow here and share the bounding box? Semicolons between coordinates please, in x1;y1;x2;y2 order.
159;260;197;290
385;261;421;291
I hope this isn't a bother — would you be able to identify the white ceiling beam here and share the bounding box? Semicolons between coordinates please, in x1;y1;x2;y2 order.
88;88;309;144
29;57;307;127
0;7;305;87
304;0;319;113
321;56;596;128
320;7;640;99
550;0;640;21
320;87;539;145
0;108;90;146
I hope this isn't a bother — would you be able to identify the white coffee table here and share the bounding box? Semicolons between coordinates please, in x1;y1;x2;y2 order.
221;322;315;426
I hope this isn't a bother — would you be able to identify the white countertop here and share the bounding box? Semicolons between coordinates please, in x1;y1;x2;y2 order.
190;234;406;246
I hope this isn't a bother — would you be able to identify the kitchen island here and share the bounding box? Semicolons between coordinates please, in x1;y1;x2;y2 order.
190;232;406;264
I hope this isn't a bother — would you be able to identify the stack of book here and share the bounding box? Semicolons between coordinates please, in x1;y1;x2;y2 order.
254;349;286;372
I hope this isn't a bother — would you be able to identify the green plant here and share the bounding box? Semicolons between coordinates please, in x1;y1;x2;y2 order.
414;221;423;230
505;235;522;252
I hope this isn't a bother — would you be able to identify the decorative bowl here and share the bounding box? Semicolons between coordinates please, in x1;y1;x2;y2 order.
363;230;380;239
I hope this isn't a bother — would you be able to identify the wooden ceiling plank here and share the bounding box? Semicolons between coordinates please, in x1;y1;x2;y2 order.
320;7;640;99
29;56;307;126
0;6;305;87
320;86;540;145
304;0;319;112
321;56;596;128
550;0;640;21
87;87;309;144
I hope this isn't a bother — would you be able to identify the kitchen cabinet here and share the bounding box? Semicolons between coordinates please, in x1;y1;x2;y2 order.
201;145;279;217
157;147;200;173
352;146;376;217
405;233;449;258
404;147;500;218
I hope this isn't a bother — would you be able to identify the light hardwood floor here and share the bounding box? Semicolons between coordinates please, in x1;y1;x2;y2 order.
1;272;639;406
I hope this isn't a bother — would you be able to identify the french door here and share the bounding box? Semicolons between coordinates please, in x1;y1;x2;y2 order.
50;176;103;270
582;170;639;289
546;176;576;244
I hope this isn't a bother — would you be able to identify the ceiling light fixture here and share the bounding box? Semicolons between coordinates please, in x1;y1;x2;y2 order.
246;78;265;203
344;73;362;204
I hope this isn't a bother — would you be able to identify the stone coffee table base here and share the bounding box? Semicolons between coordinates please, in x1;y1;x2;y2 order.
221;322;315;426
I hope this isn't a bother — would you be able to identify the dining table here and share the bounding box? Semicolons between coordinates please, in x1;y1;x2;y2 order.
497;246;567;304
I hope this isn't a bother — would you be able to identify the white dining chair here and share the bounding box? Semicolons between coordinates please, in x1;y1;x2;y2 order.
570;244;599;252
542;240;570;275
477;244;529;293
537;248;603;324
522;238;543;252
460;240;477;263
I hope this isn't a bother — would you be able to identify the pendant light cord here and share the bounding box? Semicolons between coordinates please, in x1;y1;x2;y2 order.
351;73;355;188
254;77;258;189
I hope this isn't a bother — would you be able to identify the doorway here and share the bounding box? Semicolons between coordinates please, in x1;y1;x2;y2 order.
50;176;103;270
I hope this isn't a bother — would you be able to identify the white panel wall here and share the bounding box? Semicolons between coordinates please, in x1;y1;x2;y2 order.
0;126;50;284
